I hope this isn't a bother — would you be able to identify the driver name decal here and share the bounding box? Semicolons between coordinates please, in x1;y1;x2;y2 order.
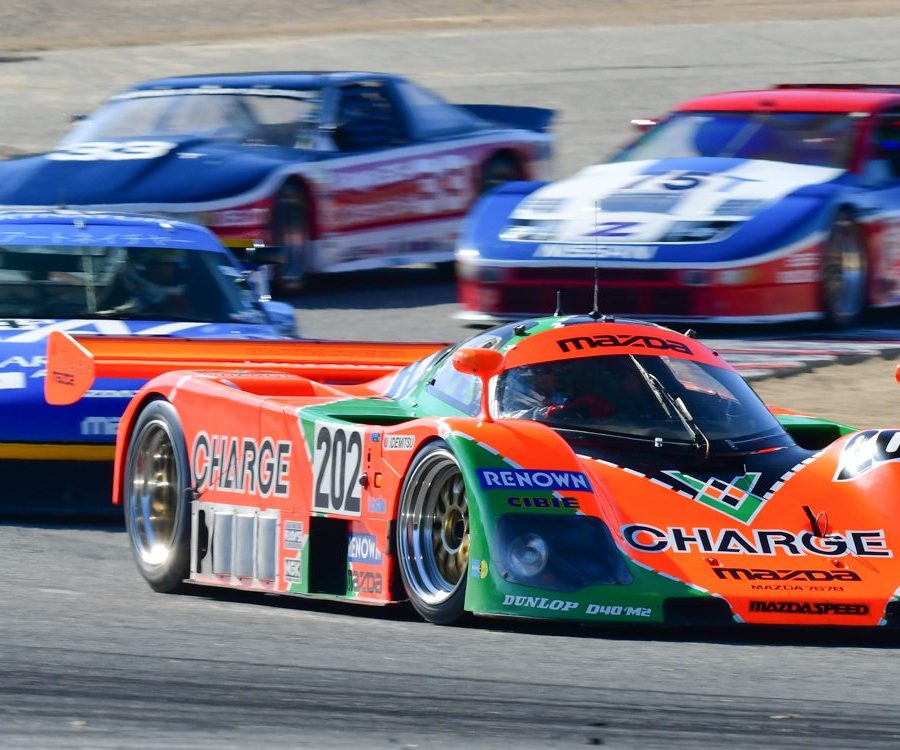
622;524;892;557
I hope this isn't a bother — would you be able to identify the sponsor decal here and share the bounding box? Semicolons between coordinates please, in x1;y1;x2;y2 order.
477;469;591;492
751;584;845;592
502;594;578;612
776;269;819;284
622;524;891;557
470;559;489;579
284;558;302;583
371;433;381;443
383;434;414;451
506;496;580;510
586;604;652;617
748;601;869;616
834;429;900;481
367;497;386;514
84;389;139;398
712;567;861;582
557;334;691;355
348;533;382;565
349;570;383;594
535;243;656;260
284;521;304;551
0;372;25;389
584;221;640;238
313;423;364;516
664;471;765;524
80;416;120;436
0;354;44;370
192;432;291;498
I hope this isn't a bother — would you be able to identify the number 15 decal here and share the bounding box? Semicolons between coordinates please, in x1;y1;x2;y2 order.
313;423;364;516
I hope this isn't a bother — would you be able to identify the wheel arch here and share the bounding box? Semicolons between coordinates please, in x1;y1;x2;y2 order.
479;147;526;184
112;390;178;507
278;176;319;240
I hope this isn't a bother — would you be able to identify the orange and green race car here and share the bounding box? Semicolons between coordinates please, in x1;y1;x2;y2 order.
45;315;900;627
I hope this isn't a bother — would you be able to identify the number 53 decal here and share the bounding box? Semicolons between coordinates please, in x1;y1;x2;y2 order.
47;141;176;161
313;423;364;516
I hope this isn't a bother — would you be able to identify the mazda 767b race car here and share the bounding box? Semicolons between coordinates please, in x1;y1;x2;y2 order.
45;316;900;627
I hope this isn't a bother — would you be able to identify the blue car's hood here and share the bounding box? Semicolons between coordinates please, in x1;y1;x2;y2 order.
0;137;319;208
467;157;848;265
0;318;281;444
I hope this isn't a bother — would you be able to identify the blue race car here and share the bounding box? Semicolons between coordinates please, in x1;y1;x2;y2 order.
0;72;553;293
0;211;297;515
457;84;900;328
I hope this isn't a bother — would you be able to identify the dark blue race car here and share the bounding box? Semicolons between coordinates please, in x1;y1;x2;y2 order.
0;72;553;293
0;211;297;515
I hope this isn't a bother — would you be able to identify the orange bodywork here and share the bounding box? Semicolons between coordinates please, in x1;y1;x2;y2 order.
43;321;900;626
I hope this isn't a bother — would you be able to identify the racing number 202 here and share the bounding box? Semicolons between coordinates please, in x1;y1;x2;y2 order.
313;424;364;516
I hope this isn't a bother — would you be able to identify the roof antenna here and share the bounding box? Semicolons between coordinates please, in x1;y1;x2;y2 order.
553;290;564;317
589;265;601;320
589;200;611;321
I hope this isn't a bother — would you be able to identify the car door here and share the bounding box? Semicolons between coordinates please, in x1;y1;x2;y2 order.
313;79;478;269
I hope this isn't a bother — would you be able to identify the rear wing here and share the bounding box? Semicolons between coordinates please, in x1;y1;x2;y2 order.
45;331;448;406
460;104;555;133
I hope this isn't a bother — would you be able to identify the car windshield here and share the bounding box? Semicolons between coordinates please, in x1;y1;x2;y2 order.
59;90;323;148
495;354;787;449
0;244;266;323
613;111;857;168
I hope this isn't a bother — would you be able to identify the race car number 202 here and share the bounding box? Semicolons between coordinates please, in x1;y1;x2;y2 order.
313;423;365;516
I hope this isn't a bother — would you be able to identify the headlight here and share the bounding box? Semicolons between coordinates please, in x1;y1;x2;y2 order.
500;219;559;242
495;513;633;592
508;533;549;577
660;220;738;243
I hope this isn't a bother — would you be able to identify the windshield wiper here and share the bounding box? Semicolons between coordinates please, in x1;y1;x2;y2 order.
629;355;711;459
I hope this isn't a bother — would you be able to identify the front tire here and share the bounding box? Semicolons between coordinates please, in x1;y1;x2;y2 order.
821;211;867;328
396;441;470;624
123;399;192;593
270;184;311;296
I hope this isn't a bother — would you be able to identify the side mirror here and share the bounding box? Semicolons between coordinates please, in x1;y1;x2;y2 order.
452;347;504;422
245;242;287;266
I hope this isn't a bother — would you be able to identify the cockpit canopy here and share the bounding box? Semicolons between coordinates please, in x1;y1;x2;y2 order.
496;353;786;449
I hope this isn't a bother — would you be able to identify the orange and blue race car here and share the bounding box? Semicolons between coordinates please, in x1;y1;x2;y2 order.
45;315;900;627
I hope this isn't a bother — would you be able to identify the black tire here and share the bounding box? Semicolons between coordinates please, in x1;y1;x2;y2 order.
479;153;522;195
123;399;192;593
395;440;469;624
821;211;867;328
270;184;311;296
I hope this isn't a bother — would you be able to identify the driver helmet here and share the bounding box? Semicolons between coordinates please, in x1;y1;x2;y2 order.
123;247;187;306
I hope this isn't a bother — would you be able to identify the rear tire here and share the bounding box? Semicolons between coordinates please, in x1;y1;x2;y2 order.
396;441;469;624
821;211;867;328
123;400;192;593
270;184;311;297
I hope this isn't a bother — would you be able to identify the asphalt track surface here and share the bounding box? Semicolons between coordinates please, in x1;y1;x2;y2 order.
5;6;900;749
